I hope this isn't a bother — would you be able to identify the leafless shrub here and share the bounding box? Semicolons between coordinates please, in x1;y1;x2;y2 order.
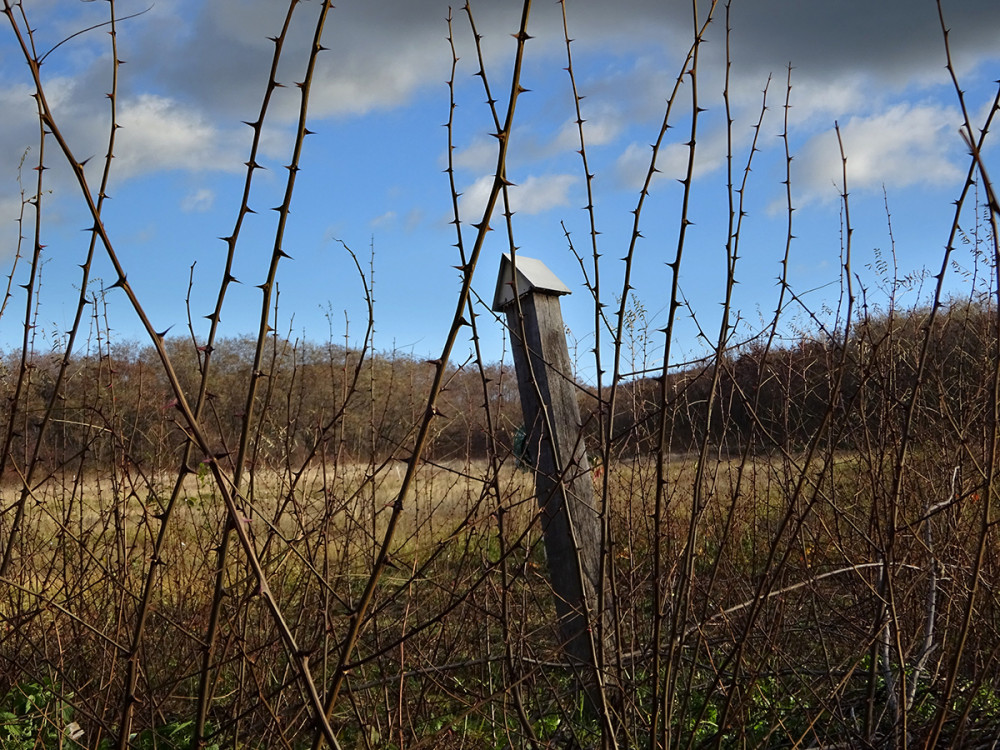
2;1;999;749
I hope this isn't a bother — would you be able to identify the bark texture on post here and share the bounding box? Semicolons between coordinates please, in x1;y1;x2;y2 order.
503;289;608;711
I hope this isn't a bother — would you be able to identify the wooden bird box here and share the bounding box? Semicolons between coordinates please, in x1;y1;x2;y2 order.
492;253;571;311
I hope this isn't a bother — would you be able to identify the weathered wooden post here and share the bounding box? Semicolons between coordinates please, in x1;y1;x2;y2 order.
493;253;610;714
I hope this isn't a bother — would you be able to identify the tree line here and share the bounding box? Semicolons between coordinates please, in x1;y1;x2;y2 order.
2;299;994;476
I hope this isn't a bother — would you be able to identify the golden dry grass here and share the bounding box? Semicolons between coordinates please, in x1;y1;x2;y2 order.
2;448;995;747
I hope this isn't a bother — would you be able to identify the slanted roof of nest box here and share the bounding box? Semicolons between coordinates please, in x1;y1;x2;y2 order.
492;253;571;311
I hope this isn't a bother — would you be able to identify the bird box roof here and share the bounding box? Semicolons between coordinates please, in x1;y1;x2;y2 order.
492;253;571;311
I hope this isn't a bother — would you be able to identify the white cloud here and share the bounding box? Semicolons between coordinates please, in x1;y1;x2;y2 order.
114;94;245;178
370;210;397;227
3;0;998;231
113;0;1000;130
515;174;577;214
308;54;438;120
460;173;577;221
614;126;731;191
763;75;870;131
367;208;425;232
453;138;497;172
453;113;622;179
614;142;658;190
181;188;215;213
791;103;967;207
553;110;625;152
0;81;60;180
404;208;424;232
0;196;26;261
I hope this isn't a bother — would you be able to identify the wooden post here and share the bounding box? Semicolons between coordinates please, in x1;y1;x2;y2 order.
493;254;609;713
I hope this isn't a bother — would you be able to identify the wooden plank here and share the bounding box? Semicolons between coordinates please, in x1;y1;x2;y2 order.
504;290;607;707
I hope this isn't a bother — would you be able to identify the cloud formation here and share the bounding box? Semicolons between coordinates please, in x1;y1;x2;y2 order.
460;173;577;221
1;0;997;221
114;94;246;178
181;187;215;213
792;103;967;207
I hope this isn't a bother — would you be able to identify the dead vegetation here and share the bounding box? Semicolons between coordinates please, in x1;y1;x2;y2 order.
2;0;1000;748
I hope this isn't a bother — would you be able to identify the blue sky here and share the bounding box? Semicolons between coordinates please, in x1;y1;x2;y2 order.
2;0;999;380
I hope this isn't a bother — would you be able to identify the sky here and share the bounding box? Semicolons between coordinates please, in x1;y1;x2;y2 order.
1;0;999;381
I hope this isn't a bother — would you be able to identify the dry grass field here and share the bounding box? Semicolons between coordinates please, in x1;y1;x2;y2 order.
4;447;999;748
3;0;999;747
